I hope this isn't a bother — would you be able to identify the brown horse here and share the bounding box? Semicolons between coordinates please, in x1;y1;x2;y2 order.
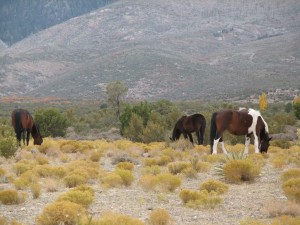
11;109;43;146
170;113;206;145
210;108;271;154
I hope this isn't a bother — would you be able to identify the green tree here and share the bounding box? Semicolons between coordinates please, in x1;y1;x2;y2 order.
106;81;128;119
34;108;68;137
293;95;300;119
0;123;18;158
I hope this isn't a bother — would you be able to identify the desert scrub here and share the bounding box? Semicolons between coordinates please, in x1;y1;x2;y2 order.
83;211;145;225
35;155;49;165
167;161;191;174
222;159;261;183
141;165;161;175
282;178;300;203
37;138;60;154
199;179;229;195
264;200;300;217
194;161;212;173
30;183;41;199
0;189;27;205
281;168;300;182
115;169;134;186
64;173;88;188
36;201;86;225
13;171;39;190
101;172;123;188
0;166;5;179
34;165;67;178
179;189;222;209
201;154;224;163
13;162;33;176
139;173;181;192
56;185;94;208
116;161;134;171
149;208;172;225
247;153;266;167
89;150;103;162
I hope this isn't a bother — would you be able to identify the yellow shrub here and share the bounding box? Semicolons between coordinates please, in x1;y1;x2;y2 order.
223;159;261;183
64;174;88;188
201;154;224;163
35;156;49;165
157;173;181;192
282;178;300;203
13;162;32;176
195;161;212;173
269;215;300;225
139;175;159;191
144;158;159;166
179;189;222;209
36;201;86;225
37;138;60;154
89;150;103;162
56;186;94;208
115;169;134;186
141;166;161;175
0;189;27;205
30;183;41;199
199;179;229;195
116;162;134;171
13;171;38;190
101;173;123;188
0;167;5;178
247;153;266;167
149;208;172;225
240;218;266;225
167;161;191;174
34;165;67;178
281;168;300;183
86;211;145;225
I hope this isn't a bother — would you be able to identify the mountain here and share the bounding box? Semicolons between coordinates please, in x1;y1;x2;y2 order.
0;0;117;46
0;0;299;101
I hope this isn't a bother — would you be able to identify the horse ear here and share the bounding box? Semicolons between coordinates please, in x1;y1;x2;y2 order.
268;137;272;141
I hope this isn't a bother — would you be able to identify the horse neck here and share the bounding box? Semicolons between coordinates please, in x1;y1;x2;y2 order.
31;123;39;138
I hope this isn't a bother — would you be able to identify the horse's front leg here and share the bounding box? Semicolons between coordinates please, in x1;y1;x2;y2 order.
244;133;252;154
196;131;201;145
219;137;228;155
253;133;259;153
26;130;30;146
187;133;194;145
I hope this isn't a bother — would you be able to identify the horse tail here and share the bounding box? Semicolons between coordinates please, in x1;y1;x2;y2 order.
200;115;206;144
210;112;217;154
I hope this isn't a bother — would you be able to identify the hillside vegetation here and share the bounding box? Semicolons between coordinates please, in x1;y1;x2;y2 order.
0;0;299;100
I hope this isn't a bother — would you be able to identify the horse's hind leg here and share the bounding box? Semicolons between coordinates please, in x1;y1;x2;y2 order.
26;130;30;146
196;131;201;145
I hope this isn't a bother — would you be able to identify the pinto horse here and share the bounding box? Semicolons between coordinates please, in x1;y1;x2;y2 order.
210;108;271;154
170;113;206;145
11;109;43;146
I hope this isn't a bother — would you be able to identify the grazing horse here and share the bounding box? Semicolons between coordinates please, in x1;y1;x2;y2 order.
170;113;206;145
11;109;43;146
210;108;271;154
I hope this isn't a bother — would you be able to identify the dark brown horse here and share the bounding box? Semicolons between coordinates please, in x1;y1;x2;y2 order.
11;109;43;146
210;108;271;154
170;113;206;145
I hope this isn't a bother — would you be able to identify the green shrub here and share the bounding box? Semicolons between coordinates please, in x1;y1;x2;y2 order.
34;108;68;137
199;179;229;195
36;201;86;225
271;140;292;149
56;187;94;208
282;178;300;203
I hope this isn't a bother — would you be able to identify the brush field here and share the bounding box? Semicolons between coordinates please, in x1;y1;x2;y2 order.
0;138;299;225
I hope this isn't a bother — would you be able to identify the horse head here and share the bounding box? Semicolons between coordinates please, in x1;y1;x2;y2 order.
32;124;43;145
259;133;272;153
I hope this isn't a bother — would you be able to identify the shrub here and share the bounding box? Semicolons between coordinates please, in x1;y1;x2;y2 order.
36;201;86;225
34;108;68;137
141;165;161;175
282;178;300;203
199;179;229;195
272;140;292;149
116;161;134;171
167;161;191;174
157;173;181;192
56;186;94;208
89;150;102;162
139;175;159;191
179;189;222;209
85;211;145;225
30;183;41;199
149;208;172;225
223;159;261;183
64;174;88;188
281;168;300;183
101;173;123;188
264;200;300;217
0;189;26;205
0;124;18;158
115;169;134;186
194;161;212;173
13;162;32;176
35;156;49;165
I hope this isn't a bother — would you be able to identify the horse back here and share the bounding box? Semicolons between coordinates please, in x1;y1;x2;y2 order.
12;109;33;131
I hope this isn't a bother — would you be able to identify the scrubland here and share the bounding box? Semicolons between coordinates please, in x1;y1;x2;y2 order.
0;138;300;225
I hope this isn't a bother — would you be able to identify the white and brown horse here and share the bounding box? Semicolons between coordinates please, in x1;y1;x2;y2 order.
210;108;271;154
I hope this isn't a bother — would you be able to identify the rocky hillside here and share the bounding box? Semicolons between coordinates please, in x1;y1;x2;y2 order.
0;0;299;101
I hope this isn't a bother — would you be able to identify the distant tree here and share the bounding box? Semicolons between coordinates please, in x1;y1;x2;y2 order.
285;102;293;113
34;108;68;137
106;81;128;119
293;95;300;119
259;92;268;112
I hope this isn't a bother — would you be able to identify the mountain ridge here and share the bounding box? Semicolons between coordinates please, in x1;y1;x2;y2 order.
0;0;299;101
